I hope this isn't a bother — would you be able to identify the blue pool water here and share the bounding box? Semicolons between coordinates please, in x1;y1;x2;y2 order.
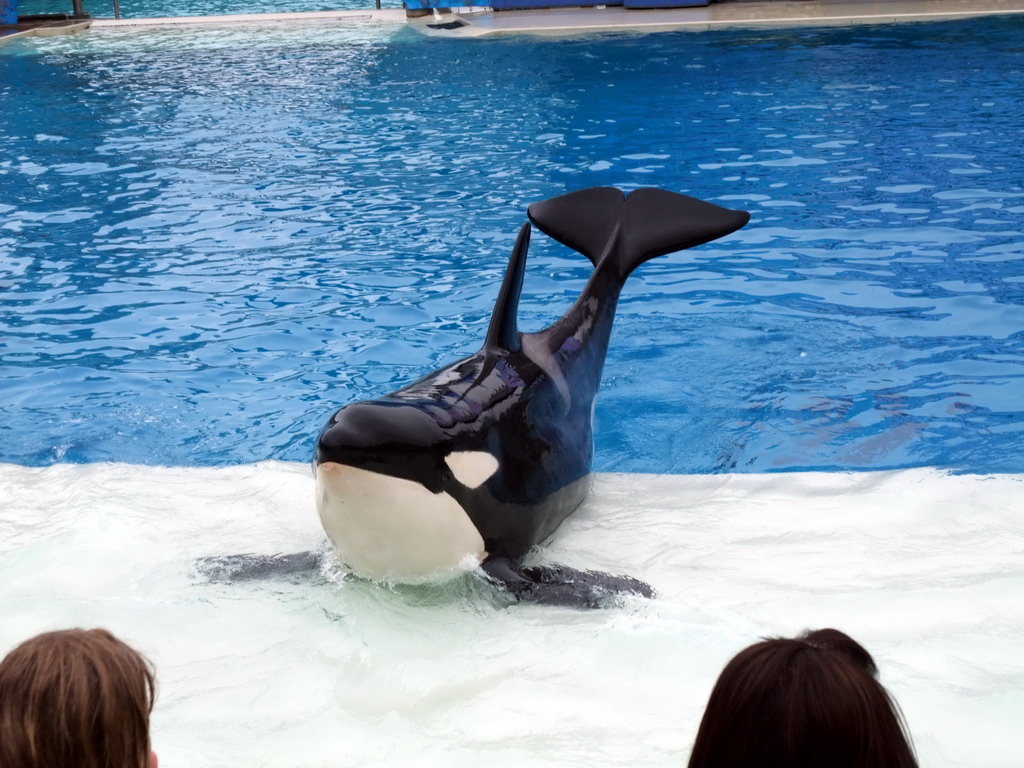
2;17;1023;473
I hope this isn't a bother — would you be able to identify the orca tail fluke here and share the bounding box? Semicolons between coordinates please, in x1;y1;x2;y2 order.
482;555;654;609
527;186;749;279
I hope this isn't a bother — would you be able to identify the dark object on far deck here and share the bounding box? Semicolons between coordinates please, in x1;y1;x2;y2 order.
427;18;467;28
623;0;707;8
487;0;706;10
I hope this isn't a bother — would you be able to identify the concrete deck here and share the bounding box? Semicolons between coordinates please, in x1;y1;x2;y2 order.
416;0;1024;38
2;0;1022;43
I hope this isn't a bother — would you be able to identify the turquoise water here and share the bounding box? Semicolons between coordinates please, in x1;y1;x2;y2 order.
2;17;1023;472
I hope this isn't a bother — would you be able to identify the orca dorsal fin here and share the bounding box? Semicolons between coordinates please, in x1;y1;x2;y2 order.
527;187;750;278
484;222;531;353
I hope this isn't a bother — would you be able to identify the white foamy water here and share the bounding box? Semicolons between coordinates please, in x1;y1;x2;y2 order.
1;463;1022;767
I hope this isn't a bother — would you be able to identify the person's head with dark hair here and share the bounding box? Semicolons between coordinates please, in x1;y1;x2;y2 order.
0;628;157;768
687;628;917;768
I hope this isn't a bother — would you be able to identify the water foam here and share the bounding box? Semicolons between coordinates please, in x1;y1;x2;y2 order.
2;462;1021;767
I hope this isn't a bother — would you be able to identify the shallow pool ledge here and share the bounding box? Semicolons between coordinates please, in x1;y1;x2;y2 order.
87;8;406;27
0;19;90;44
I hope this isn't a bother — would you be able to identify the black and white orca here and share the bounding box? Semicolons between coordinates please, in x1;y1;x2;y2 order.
311;187;749;606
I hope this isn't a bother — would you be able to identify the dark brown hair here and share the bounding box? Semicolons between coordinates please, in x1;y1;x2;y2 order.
0;628;156;768
687;628;917;768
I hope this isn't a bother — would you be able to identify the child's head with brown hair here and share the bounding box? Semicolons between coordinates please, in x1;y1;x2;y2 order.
687;628;917;768
0;628;157;768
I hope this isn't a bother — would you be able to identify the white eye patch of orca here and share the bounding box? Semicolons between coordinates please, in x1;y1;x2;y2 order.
444;450;499;489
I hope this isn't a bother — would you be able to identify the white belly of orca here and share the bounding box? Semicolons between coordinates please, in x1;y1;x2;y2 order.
315;461;486;583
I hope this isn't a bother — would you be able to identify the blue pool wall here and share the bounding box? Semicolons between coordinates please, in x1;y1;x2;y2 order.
1;0;18;24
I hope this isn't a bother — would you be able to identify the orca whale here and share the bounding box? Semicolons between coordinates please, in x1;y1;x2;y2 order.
311;187;750;606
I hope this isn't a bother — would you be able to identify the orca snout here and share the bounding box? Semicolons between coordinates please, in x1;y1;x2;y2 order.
317;403;441;458
315;402;450;492
315;416;364;466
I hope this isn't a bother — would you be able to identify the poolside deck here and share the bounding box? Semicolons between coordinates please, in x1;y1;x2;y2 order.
418;0;1024;38
3;0;1024;41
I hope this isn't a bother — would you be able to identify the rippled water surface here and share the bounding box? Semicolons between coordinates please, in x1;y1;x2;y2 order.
2;18;1024;471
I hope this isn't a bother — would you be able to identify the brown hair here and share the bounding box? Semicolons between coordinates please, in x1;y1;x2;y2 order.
0;628;156;768
687;628;917;768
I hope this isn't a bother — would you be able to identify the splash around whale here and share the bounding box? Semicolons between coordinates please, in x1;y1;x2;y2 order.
311;187;749;606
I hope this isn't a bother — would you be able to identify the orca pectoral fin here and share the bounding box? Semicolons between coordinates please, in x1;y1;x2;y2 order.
194;550;323;583
523;563;655;600
481;555;654;609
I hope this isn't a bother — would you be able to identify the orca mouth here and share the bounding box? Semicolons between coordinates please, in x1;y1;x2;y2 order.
313;439;380;473
315;444;447;494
